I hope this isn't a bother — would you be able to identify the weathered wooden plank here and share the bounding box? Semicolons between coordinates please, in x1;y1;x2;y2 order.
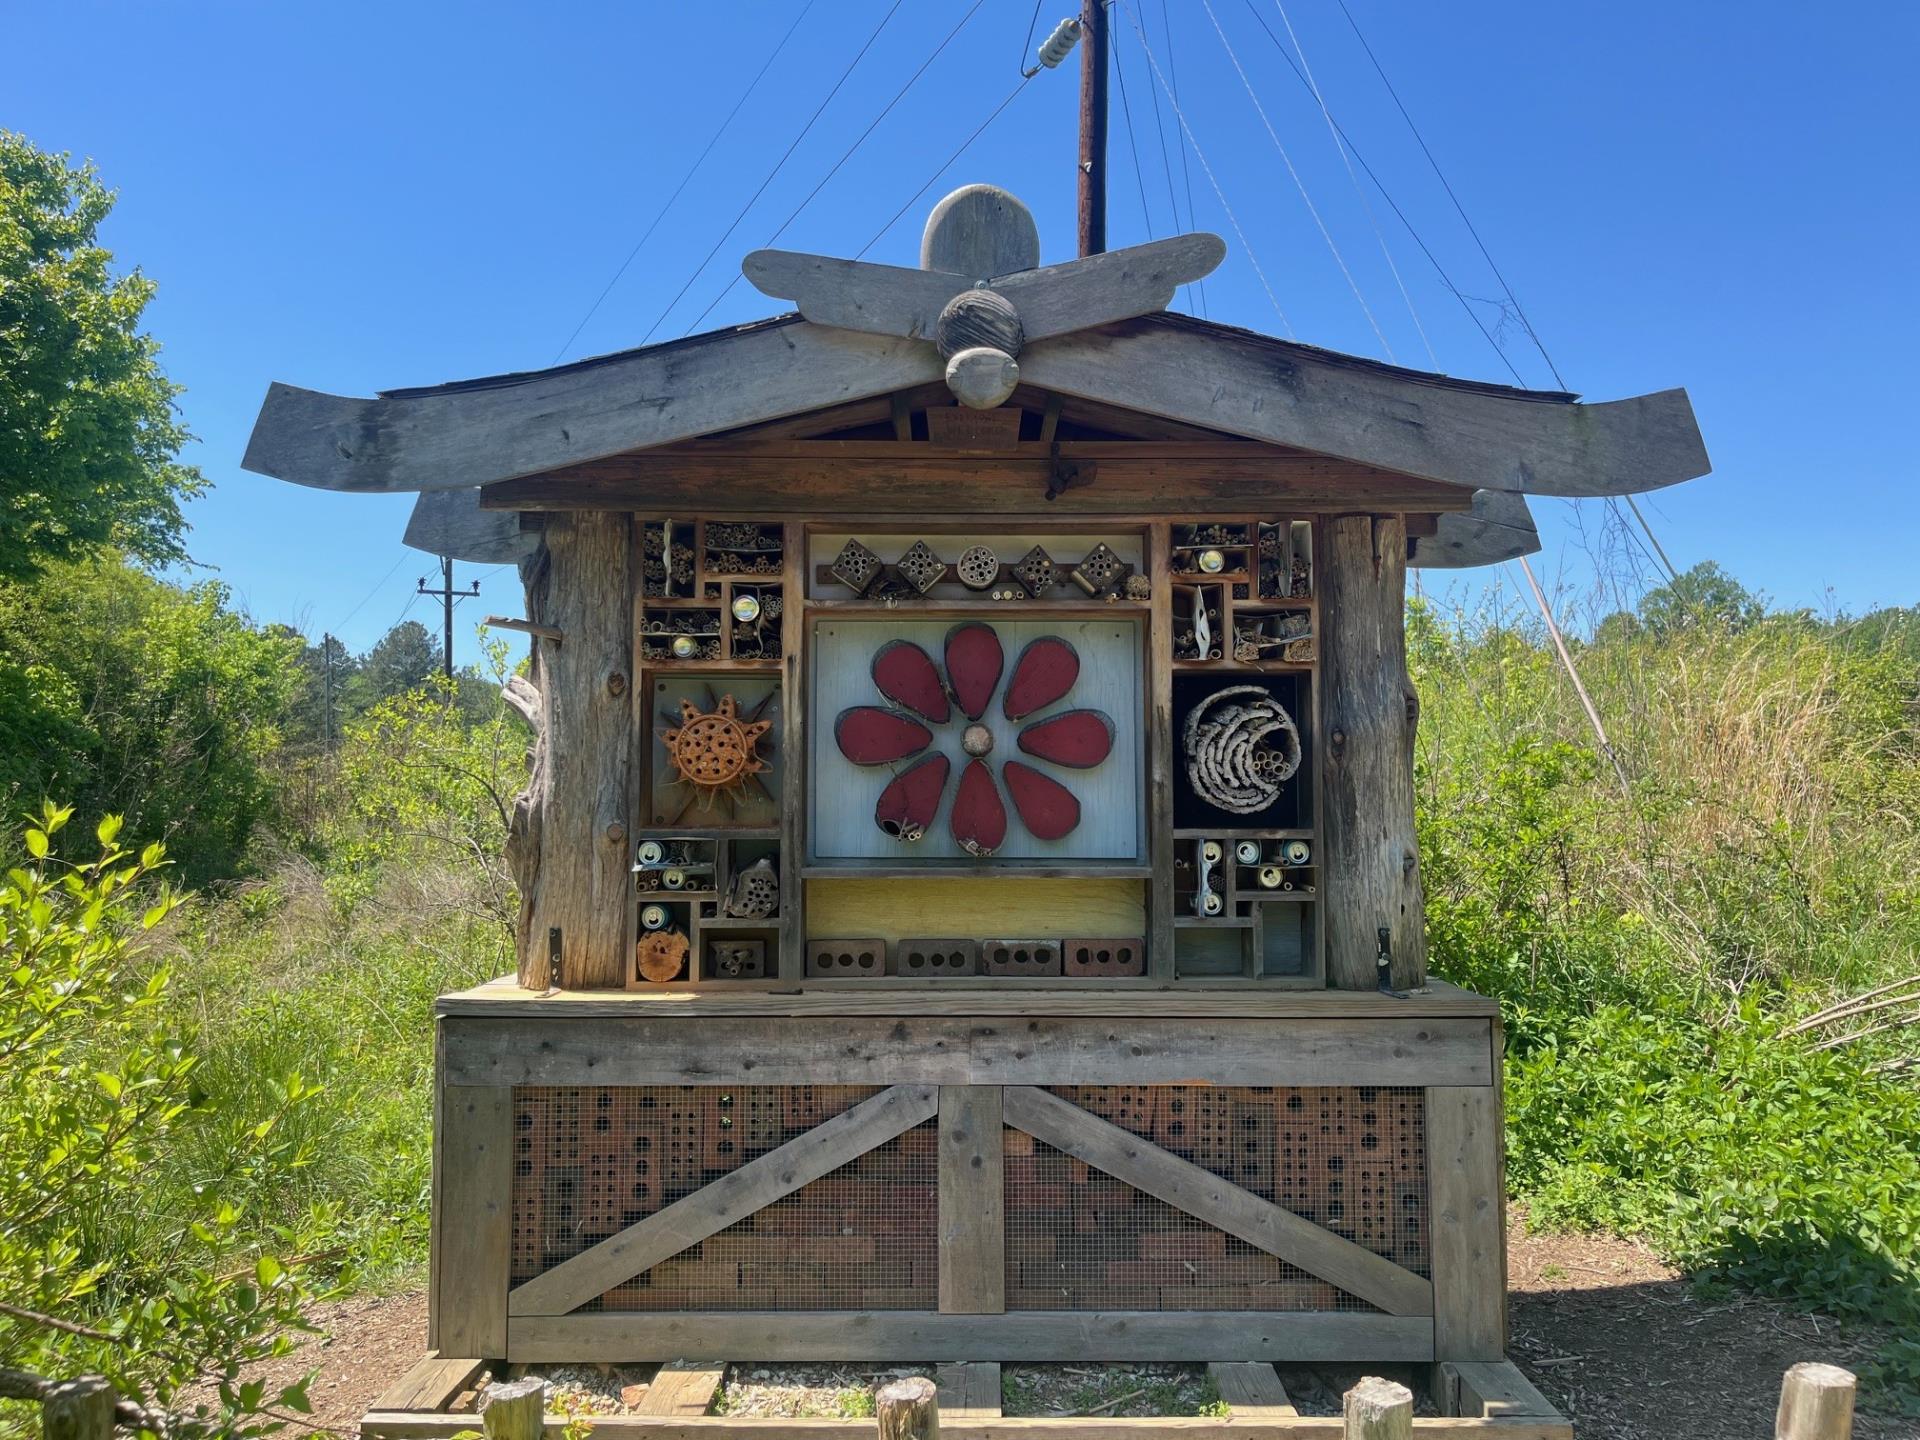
442;1016;1493;1089
740;251;963;340
1019;314;1709;498
968;1019;1489;1089
1207;1364;1297;1419
634;1363;727;1417
1321;515;1424;990
1148;524;1176;980
995;235;1226;341
436;975;1502;1020
404;487;540;562
507;1085;938;1317
362;1414;1570;1439
937;1363;1003;1419
444;1016;977;1086
939;1087;1005;1314
374;1356;490;1415
506;1310;1432;1363
243;318;940;493
431;1086;511;1358
481;457;1468;517
1002;1087;1434;1317
1407;491;1539;571
1427;1089;1507;1362
1439;1364;1560;1422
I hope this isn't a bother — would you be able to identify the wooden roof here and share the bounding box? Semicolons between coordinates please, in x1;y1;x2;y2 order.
243;185;1707;571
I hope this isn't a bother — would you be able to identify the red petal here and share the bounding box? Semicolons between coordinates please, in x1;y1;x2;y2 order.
874;753;949;841
1003;760;1081;841
871;640;950;723
835;706;932;765
1017;709;1116;769
950;757;1008;856
1002;636;1080;720
944;622;1004;721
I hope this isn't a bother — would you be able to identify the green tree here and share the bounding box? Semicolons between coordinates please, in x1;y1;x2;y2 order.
1636;561;1764;637
357;619;441;703
0;557;302;882
0;132;203;579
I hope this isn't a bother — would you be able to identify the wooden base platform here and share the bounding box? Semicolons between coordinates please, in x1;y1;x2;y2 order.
362;1357;1570;1438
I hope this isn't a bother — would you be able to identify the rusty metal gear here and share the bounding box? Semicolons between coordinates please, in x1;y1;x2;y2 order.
660;695;771;800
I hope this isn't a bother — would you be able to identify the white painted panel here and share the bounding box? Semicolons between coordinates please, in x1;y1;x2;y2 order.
809;617;1144;864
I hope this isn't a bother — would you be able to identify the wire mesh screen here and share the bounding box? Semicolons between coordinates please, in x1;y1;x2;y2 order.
1005;1086;1427;1312
510;1085;937;1311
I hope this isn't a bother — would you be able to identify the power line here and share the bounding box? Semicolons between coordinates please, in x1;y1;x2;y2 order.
636;0;908;346
680;0;991;335
1332;0;1565;389
856;76;1035;258
1139;0;1187;300
1158;0;1207;317
1108;15;1159;239
1115;0;1292;336
329;551;409;638
551;0;819;364
1197;0;1394;360
1231;0;1527;384
1270;0;1437;369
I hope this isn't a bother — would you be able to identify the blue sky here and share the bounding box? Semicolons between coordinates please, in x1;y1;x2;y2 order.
8;1;1916;664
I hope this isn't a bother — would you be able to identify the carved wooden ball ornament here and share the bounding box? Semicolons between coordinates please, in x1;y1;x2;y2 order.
936;288;1024;360
946;346;1020;410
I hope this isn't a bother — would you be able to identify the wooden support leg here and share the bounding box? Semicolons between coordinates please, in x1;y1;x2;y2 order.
935;1362;1002;1418
1427;1086;1505;1362
939;1086;1005;1313
635;1362;727;1416
433;1082;512;1358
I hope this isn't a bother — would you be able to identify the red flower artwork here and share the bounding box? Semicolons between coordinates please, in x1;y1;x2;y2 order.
833;622;1117;856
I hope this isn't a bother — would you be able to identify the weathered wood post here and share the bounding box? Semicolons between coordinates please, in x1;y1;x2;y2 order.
1776;1363;1855;1440
876;1376;940;1440
506;512;634;989
482;1376;548;1440
41;1377;114;1440
1321;513;1426;989
1342;1375;1413;1440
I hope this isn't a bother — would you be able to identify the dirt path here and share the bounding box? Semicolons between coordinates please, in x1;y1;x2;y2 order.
258;1224;1909;1438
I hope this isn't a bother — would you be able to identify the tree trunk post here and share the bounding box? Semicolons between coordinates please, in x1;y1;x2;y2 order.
1776;1363;1855;1440
1320;513;1427;989
41;1377;113;1440
482;1376;548;1440
876;1376;940;1440
1343;1375;1413;1440
508;512;634;989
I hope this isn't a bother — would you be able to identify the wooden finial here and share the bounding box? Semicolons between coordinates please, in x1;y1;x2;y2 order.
921;184;1040;279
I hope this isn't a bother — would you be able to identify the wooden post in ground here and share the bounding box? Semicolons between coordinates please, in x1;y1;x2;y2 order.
1320;513;1426;990
481;1376;548;1440
876;1376;939;1440
506;511;635;989
1343;1375;1413;1440
41;1377;114;1440
1776;1364;1855;1440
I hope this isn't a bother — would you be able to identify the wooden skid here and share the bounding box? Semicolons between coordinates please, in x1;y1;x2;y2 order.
363;1414;1568;1439
507;1311;1430;1362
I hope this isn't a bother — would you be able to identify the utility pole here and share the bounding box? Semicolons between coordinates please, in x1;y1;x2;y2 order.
321;632;335;752
417;557;480;682
1077;0;1110;257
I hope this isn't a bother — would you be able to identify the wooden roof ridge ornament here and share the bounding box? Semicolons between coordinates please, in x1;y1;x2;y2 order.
742;184;1226;411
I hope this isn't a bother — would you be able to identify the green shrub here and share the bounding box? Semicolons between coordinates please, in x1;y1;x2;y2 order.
0;805;322;1436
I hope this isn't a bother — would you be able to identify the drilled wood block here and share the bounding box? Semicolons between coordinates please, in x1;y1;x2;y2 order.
1063;937;1146;977
704;937;768;980
892;938;980;977
806;939;887;978
982;938;1063;977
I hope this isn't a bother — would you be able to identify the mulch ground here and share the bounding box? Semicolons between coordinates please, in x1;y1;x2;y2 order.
238;1221;1913;1438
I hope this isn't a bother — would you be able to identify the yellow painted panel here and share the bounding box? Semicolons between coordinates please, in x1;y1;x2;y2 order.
806;876;1146;943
